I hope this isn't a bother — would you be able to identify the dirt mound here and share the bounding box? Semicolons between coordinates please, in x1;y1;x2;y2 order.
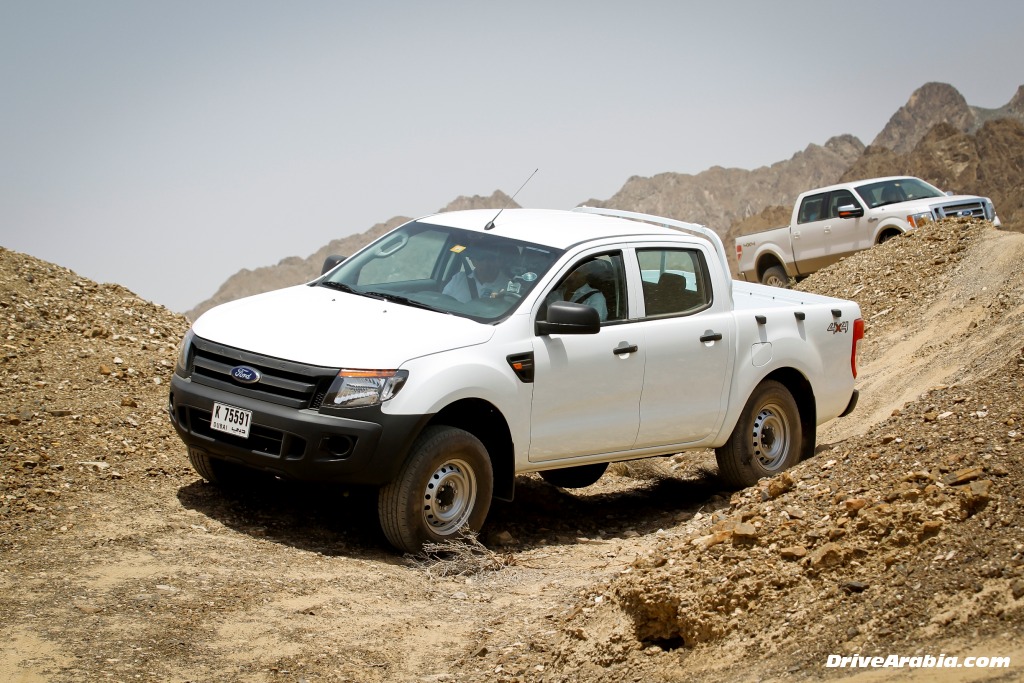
2;219;1023;682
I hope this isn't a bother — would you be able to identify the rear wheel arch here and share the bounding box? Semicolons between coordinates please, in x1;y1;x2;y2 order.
756;253;787;283
763;367;817;461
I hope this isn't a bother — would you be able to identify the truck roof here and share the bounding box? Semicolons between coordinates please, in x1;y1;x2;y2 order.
800;175;928;196
416;208;692;251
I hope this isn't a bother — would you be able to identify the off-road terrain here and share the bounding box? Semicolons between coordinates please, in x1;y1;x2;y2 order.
2;217;1022;682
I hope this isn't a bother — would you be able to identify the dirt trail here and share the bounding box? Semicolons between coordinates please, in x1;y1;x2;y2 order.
1;219;1022;682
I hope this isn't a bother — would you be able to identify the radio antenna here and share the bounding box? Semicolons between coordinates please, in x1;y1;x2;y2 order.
484;168;538;230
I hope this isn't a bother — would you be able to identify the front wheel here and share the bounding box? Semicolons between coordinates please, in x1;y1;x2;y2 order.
716;380;802;488
378;426;493;553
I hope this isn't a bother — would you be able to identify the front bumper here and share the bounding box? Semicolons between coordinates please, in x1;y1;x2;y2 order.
169;374;429;486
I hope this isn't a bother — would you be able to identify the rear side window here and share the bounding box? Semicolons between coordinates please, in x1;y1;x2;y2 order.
636;248;711;317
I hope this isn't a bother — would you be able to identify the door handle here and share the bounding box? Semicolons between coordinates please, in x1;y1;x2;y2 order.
613;343;638;356
700;331;723;343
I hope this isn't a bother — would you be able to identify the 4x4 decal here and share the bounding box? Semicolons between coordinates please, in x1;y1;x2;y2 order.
828;321;850;334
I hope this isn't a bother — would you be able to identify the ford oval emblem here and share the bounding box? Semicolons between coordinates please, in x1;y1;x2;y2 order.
230;365;262;384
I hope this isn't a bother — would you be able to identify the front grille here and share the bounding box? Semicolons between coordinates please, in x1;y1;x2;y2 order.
934;200;987;220
187;336;339;409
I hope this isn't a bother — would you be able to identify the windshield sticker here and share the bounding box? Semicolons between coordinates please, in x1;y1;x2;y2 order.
520;272;538;282
450;245;467;253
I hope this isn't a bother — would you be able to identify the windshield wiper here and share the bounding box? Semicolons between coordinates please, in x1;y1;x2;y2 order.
364;291;449;314
318;281;388;300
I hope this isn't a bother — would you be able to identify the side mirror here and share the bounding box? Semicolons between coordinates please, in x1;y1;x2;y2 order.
837;204;864;219
535;301;600;336
321;255;347;275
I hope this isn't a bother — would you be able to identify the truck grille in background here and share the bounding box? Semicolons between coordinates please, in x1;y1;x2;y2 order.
187;336;340;409
935;199;988;220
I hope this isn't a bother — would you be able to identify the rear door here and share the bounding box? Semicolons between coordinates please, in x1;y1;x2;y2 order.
792;192;831;274
630;246;732;447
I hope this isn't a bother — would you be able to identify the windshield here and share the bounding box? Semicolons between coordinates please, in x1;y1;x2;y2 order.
854;178;943;209
317;220;563;323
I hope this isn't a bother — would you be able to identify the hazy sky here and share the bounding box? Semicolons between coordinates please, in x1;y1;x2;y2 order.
2;1;1022;313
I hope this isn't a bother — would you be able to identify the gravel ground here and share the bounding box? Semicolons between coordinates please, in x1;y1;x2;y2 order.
1;217;1022;682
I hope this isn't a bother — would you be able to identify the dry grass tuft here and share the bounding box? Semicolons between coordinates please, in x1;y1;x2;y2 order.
409;531;517;578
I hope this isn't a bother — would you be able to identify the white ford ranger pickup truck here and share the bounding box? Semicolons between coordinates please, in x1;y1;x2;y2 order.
169;207;863;552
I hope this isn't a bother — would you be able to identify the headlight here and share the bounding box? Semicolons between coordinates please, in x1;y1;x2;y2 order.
323;369;408;408
175;329;195;377
907;211;933;228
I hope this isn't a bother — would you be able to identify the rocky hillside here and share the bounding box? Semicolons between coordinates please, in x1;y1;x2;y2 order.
2;215;1022;682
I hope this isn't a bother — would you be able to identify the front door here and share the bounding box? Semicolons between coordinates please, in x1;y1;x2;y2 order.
528;251;643;462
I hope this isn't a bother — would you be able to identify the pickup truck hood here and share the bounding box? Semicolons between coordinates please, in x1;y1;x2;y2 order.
878;193;991;215
191;285;494;368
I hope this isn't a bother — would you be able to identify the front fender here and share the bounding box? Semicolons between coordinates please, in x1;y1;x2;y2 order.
873;219;910;242
383;351;532;458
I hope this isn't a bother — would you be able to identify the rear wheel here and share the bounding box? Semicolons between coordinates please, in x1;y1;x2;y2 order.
760;265;789;288
539;462;608;489
378;426;493;553
716;380;802;488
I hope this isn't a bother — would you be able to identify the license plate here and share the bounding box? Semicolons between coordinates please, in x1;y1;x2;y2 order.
210;402;252;439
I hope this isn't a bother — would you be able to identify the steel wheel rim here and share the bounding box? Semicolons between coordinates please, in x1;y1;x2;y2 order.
422;458;477;535
765;274;787;288
751;402;791;470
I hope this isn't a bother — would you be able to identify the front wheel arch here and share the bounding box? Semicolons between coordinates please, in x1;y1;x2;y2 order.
877;227;903;244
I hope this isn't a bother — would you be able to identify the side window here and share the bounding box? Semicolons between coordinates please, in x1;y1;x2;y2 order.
636;248;711;317
541;252;625;323
827;189;859;219
797;193;827;224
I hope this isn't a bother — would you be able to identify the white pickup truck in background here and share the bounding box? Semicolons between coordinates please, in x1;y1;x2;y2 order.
736;176;1000;287
170;207;863;552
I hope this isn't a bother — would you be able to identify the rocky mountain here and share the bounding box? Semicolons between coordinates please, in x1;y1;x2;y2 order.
584;134;864;246
187;82;1024;318
872;81;1024;155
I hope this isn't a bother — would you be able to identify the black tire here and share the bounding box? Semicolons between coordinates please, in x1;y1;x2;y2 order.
539;462;608;489
878;230;901;244
188;449;255;487
716;380;802;488
378;426;493;553
760;265;789;288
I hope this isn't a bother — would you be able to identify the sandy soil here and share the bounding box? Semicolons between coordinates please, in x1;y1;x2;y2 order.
1;218;1022;682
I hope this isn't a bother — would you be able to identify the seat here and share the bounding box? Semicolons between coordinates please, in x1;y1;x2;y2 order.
646;272;702;316
579;259;619;320
880;185;903;205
